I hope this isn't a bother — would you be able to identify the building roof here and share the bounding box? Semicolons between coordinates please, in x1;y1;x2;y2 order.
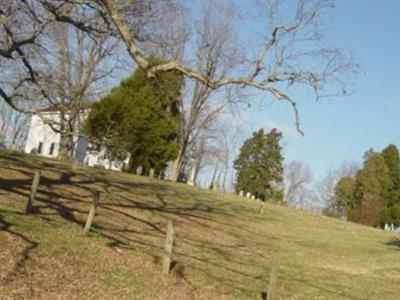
37;101;93;113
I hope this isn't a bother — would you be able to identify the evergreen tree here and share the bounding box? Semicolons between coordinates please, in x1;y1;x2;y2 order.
333;145;400;227
85;58;183;175
381;144;400;225
234;128;284;202
382;145;400;191
334;176;356;217
349;153;391;226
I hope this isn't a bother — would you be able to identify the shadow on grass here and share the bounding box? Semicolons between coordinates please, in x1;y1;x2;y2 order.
386;239;400;249
0;159;272;297
0;212;39;284
280;271;371;300
0;151;376;299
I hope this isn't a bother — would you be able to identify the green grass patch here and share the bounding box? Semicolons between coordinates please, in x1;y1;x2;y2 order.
0;150;400;299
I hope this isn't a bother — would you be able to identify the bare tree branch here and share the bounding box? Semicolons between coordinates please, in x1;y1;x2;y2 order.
1;0;359;140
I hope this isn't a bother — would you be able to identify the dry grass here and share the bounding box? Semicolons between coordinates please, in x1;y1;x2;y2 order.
0;150;399;299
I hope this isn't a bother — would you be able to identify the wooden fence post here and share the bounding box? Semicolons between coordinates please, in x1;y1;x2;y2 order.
83;191;100;235
267;259;278;300
259;203;265;215
162;219;175;274
25;169;41;214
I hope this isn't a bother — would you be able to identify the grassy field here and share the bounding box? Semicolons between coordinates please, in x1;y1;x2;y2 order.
0;150;399;299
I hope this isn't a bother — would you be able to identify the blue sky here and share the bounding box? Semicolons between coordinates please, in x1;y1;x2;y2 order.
243;0;400;179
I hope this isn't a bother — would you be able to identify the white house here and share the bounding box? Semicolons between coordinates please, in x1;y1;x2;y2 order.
24;105;128;171
25;111;62;157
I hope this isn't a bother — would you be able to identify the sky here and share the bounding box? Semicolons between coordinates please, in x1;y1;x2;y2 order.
243;0;400;180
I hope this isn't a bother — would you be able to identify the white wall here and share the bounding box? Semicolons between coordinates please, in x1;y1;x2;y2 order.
84;148;129;171
24;111;128;171
24;113;60;157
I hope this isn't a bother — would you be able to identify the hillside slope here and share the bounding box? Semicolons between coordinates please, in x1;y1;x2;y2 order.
0;150;399;299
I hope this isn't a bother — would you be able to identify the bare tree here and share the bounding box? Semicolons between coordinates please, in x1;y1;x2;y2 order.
101;0;359;134
167;1;244;181
37;23;121;159
181;119;222;186
1;0;358;132
192;113;244;191
0;100;29;149
0;1;123;159
284;160;359;212
284;160;313;205
316;160;360;209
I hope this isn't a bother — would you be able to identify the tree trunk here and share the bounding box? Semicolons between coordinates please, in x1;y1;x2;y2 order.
127;155;136;173
168;153;184;182
58;132;73;161
187;158;199;186
10;125;22;150
209;165;218;189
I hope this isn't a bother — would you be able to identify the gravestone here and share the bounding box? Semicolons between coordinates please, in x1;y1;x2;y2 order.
74;137;88;163
149;168;155;178
136;165;143;175
239;190;244;197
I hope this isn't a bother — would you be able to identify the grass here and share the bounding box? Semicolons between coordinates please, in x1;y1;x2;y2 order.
0;149;399;299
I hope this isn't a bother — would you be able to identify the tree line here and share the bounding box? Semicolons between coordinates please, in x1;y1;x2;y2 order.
330;145;400;227
86;62;286;198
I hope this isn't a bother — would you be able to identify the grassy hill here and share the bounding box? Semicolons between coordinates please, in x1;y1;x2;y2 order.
0;150;399;299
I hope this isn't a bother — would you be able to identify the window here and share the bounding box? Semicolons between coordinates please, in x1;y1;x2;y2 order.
37;142;43;154
49;143;55;155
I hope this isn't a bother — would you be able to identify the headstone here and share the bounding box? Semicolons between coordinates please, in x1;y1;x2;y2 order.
149;168;155;178
246;192;251;198
74;137;88;163
136;165;143;175
239;190;244;197
251;195;255;200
